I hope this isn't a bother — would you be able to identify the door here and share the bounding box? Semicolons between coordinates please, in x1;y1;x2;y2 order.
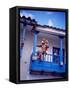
53;47;64;64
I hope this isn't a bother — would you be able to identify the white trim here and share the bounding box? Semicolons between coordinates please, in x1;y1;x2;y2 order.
36;26;65;36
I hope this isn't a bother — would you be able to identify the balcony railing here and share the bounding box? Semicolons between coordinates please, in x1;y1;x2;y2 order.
31;53;66;64
30;53;66;73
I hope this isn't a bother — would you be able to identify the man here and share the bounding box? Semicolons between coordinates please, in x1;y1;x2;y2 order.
41;39;49;60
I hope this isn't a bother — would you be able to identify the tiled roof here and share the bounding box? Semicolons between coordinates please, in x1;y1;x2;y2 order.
20;16;65;32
